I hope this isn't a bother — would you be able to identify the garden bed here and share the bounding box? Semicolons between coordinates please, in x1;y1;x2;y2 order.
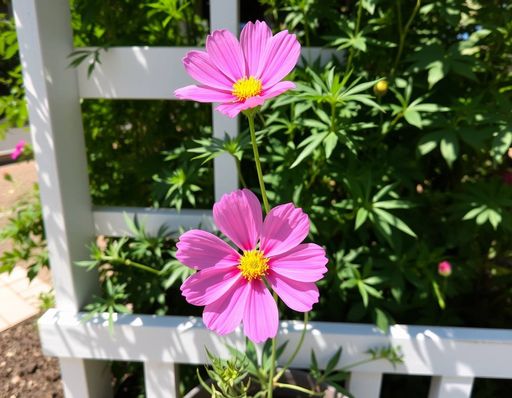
0;316;63;398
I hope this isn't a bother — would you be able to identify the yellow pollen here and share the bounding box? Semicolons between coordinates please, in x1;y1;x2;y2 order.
238;250;269;281
232;76;262;101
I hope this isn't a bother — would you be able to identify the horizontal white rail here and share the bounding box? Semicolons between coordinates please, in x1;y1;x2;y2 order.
93;207;214;237
76;47;341;99
39;309;512;379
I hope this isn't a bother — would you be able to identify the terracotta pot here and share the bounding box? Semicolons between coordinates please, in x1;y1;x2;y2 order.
184;369;346;398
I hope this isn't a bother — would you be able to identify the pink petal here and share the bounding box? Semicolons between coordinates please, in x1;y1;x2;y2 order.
260;81;296;101
206;29;245;83
243;279;278;343
267;272;319;312
213;189;263;251
215;96;266;118
174;84;235;103
181;266;241;306
260;203;310;257
203;278;251;336
176;230;240;270
240;21;272;77
257;30;301;88
269;243;327;282
183;51;234;90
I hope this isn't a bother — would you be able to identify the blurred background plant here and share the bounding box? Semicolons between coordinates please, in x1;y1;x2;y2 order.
1;0;512;396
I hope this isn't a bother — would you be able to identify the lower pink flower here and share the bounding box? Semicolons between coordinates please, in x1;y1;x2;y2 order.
10;139;25;160
438;261;452;277
177;189;328;343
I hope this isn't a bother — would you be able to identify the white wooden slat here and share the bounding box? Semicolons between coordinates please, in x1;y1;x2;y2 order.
13;0;112;396
346;372;382;398
93;207;215;237
428;376;474;398
144;362;179;398
210;0;239;32
13;0;99;313
77;47;198;99
76;47;339;100
39;309;512;379
212;114;239;201
59;358;112;398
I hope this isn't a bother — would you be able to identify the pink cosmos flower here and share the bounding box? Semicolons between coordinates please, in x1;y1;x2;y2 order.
177;189;327;343
174;21;301;118
10;140;26;160
438;261;452;277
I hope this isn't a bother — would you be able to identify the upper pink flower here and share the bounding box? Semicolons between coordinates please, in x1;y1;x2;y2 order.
176;189;327;343
10;139;25;160
174;21;301;118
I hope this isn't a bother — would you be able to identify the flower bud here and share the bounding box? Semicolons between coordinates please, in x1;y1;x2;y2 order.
438;261;452;277
373;80;389;97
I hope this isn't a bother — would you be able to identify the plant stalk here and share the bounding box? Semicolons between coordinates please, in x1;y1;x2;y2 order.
274;312;309;383
391;0;421;76
247;112;270;214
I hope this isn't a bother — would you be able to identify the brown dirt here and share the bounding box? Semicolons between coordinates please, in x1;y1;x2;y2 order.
0;316;63;398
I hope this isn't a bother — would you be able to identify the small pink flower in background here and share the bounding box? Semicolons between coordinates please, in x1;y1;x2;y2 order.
502;170;512;185
10;139;26;160
438;261;452;277
175;21;301;118
176;189;327;343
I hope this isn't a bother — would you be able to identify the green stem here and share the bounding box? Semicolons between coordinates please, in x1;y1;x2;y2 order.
274;382;323;396
123;259;161;275
247;112;270;214
344;0;364;74
274;312;309;383
391;0;421;77
235;156;247;188
268;327;277;398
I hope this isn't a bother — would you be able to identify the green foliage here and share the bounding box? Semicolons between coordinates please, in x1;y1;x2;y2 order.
76;216;194;328
0;184;48;281
0;12;28;139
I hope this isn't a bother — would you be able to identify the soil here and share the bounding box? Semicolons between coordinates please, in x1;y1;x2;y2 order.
0;316;63;398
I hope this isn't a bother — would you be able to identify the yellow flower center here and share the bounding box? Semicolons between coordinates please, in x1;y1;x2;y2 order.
232;76;263;101
238;250;269;281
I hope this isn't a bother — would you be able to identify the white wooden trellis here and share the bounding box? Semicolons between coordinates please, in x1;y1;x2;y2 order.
11;0;512;397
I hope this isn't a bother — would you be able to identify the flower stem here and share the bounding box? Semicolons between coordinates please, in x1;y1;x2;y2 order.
247;112;270;214
274;312;309;383
268;331;277;398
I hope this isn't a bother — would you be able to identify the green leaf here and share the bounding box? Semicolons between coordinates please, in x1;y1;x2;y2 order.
373;208;417;238
291;132;328;168
324;132;338;159
355;208;368;230
403;109;422;128
427;60;447;88
418;132;442;155
440;132;459;167
374;308;391;332
491;128;512;162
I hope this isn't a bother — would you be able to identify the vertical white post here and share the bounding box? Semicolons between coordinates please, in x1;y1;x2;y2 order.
144;362;179;398
428;376;474;398
13;0;111;397
347;372;382;398
210;0;239;200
